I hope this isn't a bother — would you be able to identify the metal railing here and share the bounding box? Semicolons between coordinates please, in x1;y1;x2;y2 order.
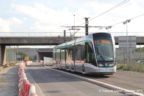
0;32;69;37
0;32;144;37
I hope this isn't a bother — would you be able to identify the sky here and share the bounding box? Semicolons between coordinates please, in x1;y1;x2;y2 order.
0;0;144;37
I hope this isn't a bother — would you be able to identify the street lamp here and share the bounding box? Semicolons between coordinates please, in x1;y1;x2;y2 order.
123;19;131;65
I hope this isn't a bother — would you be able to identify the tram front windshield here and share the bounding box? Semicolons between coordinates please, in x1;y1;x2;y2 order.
93;33;114;62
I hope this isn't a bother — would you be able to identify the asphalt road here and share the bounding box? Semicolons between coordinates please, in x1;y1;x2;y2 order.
46;64;144;94
83;70;144;93
26;67;124;96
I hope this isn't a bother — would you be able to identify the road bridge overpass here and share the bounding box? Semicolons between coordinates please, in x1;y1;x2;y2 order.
1;36;144;45
0;36;72;66
0;36;144;65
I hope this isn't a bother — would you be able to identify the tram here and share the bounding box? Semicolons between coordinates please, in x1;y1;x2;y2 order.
52;32;116;75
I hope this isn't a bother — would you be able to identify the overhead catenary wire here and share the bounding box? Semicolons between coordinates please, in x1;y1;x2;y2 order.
63;0;144;36
90;0;130;21
77;0;130;26
62;12;144;35
106;13;144;29
63;0;130;37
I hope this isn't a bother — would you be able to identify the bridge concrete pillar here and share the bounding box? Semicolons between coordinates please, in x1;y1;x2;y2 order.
0;45;6;66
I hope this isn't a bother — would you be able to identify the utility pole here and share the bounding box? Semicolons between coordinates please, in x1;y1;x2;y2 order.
63;30;67;68
64;30;66;43
58;35;60;44
74;14;75;33
64;17;107;36
85;17;89;35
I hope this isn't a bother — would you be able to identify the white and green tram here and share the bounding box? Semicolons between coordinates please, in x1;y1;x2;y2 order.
53;32;116;75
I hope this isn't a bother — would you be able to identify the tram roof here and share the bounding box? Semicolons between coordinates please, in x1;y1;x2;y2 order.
54;32;111;49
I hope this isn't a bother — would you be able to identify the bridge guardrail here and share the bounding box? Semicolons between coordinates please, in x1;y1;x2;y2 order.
0;32;144;37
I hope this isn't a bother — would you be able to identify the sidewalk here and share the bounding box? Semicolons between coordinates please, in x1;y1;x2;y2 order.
0;66;18;96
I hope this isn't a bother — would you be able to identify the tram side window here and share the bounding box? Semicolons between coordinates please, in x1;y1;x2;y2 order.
66;47;73;63
75;44;85;61
56;49;60;61
75;45;81;60
81;44;85;60
72;47;75;61
53;50;55;60
65;49;68;62
55;50;57;61
60;49;65;62
55;51;57;61
85;42;96;65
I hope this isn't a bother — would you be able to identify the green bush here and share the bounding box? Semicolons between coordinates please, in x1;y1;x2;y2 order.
135;47;144;52
117;64;124;70
137;63;144;72
117;64;144;72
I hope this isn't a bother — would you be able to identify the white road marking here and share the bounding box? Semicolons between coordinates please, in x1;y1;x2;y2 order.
45;66;144;96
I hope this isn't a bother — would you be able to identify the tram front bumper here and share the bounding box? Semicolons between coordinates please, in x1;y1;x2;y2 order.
98;66;116;73
85;64;116;74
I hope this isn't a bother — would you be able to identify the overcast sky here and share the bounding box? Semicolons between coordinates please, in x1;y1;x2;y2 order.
0;0;144;36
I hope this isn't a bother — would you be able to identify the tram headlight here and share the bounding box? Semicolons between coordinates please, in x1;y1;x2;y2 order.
99;64;103;67
108;63;114;67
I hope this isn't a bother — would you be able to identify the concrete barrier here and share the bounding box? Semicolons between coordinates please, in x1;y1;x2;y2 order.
29;85;38;96
18;63;38;96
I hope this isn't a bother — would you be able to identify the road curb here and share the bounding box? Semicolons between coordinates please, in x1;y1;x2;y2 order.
46;67;144;96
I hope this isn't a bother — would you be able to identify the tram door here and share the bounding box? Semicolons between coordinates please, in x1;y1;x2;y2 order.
70;47;75;71
85;42;96;66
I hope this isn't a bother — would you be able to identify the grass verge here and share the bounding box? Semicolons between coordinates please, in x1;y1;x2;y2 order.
117;63;144;72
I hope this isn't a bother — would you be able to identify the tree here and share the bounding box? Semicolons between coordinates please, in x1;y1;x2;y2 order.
16;51;26;60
